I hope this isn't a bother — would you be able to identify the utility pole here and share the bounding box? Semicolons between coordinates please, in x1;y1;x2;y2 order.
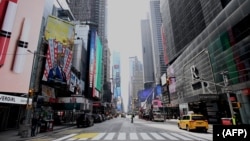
220;71;234;118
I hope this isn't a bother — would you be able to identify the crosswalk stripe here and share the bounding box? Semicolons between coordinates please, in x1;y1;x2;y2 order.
52;134;77;141
181;133;207;141
54;132;211;141
140;133;152;140
68;138;77;140
150;133;165;140
91;133;106;140
170;133;193;140
117;132;126;140
78;138;87;140
160;133;179;140
130;133;138;140
104;132;115;140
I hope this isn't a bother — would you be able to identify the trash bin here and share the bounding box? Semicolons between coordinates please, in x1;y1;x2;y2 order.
221;118;232;125
20;124;30;138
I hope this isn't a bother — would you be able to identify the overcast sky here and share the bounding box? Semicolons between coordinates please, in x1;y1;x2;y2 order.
107;0;150;112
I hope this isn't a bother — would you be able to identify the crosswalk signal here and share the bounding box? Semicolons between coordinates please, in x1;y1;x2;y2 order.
232;102;241;109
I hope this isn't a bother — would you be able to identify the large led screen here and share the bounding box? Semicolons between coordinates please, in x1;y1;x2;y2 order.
139;88;154;102
42;16;74;85
94;34;103;92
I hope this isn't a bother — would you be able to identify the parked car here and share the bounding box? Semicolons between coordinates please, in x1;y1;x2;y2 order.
92;114;102;123
76;113;94;128
121;113;126;118
101;114;106;121
178;114;208;132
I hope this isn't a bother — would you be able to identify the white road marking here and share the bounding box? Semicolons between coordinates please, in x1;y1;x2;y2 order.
150;133;165;140
91;133;106;140
130;133;138;140
117;132;126;140
52;134;77;141
160;132;179;140
103;132;115;140
170;132;193;140
140;133;152;140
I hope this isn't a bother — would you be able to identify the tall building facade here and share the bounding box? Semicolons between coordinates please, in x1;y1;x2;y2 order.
68;0;112;111
161;0;250;124
67;0;107;44
112;51;122;112
149;0;166;84
141;19;155;84
129;56;144;113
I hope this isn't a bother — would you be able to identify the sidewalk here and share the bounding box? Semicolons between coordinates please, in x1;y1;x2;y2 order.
0;123;75;141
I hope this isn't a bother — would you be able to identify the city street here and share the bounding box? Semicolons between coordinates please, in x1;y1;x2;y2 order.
24;116;212;141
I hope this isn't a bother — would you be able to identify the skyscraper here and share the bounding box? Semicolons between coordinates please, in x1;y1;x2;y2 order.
129;56;144;113
141;19;155;84
160;0;250;124
149;0;166;84
68;0;111;109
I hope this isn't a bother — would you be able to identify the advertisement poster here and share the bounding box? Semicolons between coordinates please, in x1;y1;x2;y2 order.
42;16;74;85
0;0;45;93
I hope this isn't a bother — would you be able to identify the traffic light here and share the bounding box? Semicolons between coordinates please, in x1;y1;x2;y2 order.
232;102;241;109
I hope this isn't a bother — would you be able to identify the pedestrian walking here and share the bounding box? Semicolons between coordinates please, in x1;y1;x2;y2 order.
31;116;38;137
131;114;134;123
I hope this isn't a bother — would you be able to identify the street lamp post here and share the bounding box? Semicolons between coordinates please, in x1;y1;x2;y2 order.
20;50;46;138
220;71;234;118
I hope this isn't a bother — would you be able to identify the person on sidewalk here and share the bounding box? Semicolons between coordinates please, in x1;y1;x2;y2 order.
31;116;38;137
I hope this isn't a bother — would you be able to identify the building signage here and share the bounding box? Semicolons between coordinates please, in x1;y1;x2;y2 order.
0;94;32;105
183;94;219;103
57;97;85;103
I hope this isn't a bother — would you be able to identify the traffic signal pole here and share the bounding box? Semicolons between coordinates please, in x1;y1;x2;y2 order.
220;71;234;118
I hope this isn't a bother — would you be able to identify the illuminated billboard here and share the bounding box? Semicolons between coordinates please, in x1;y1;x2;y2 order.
88;29;96;90
42;16;74;86
85;29;103;98
94;33;103;92
138;88;153;102
42;39;73;85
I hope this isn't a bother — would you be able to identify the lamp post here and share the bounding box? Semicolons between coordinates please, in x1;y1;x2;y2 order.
220;71;234;118
21;50;46;138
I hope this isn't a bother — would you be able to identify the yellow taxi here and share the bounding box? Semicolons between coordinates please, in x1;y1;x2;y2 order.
177;114;208;132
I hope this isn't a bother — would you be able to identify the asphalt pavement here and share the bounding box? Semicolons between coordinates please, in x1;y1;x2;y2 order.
0;117;213;141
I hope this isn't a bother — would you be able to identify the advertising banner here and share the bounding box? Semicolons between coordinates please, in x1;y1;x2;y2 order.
139;88;153;102
94;34;103;92
42;16;74;86
44;16;74;45
167;65;176;93
0;93;32;105
0;0;45;93
69;72;81;95
41;85;56;103
42;39;73;85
